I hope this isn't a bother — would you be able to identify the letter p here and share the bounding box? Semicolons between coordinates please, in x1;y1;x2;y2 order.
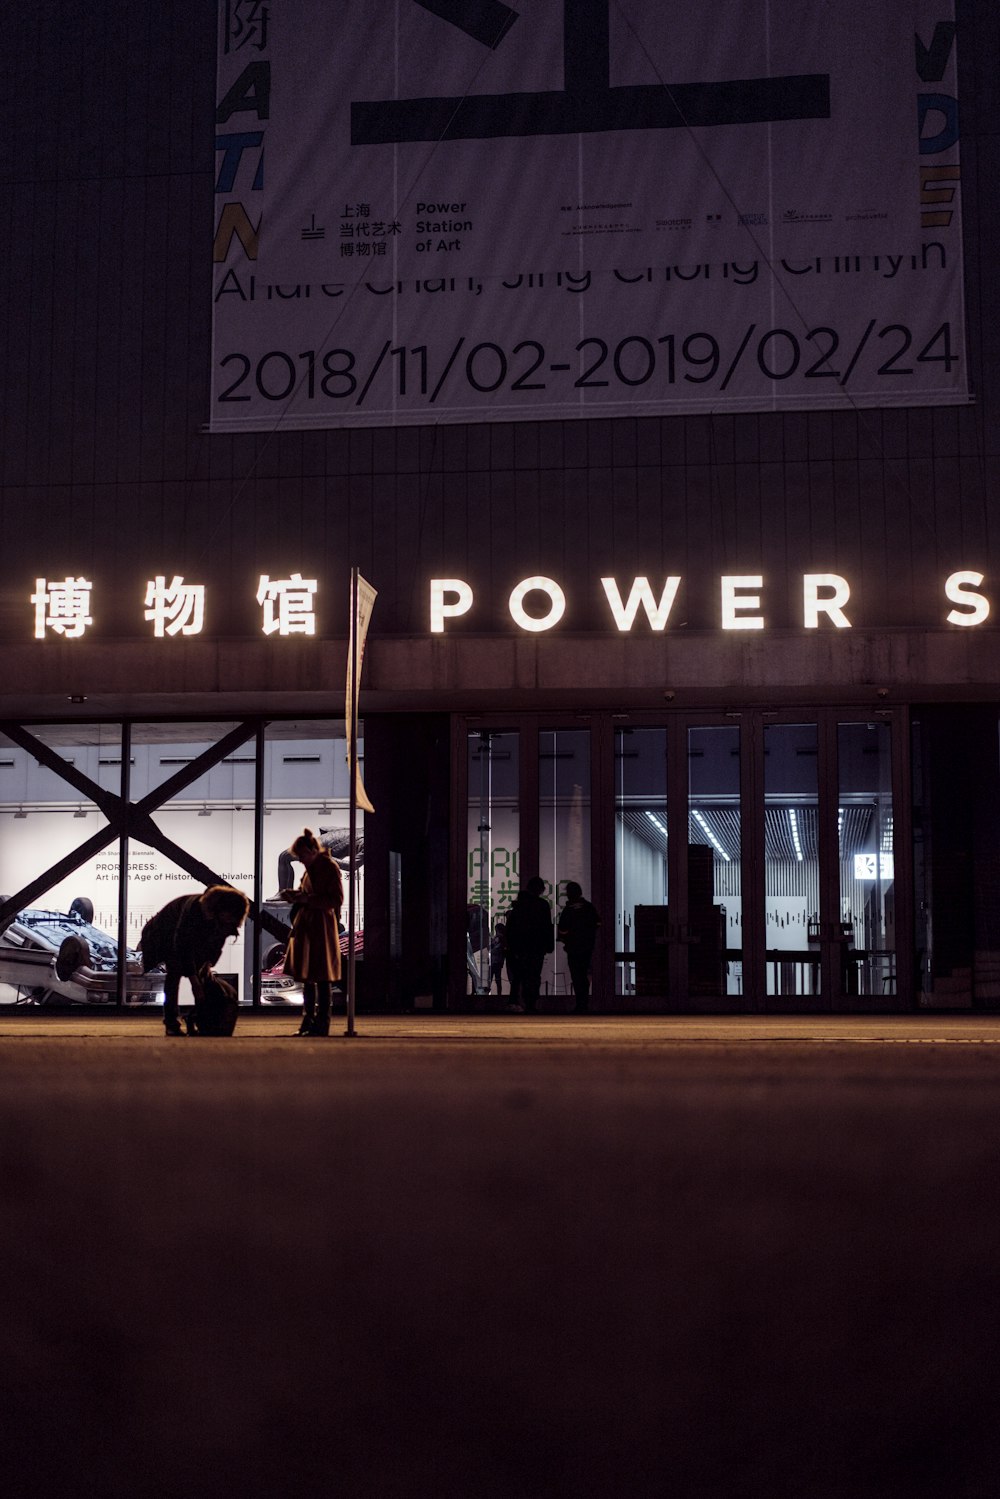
430;578;474;632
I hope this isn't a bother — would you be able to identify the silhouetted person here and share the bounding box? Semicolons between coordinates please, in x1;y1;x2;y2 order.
504;878;553;1013
557;881;600;1013
140;885;250;1037
279;828;344;1036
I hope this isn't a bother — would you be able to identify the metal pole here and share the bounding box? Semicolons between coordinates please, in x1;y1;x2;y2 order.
346;566;359;1037
252;722;266;1009
116;721;131;1008
478;732;490;992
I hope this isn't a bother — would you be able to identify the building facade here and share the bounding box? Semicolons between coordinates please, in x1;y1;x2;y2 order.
2;2;999;1013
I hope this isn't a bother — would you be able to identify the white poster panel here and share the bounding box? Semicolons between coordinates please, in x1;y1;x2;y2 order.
212;0;965;429
0;813;255;1003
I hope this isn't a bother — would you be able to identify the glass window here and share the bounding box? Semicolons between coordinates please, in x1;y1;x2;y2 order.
0;723;125;1006
0;717;367;1013
262;721;360;1010
764;723;821;997
615;727;667;1000
134;723;256;1007
688;725;742;998
539;729;591;1007
839;721;895;996
466;731;519;999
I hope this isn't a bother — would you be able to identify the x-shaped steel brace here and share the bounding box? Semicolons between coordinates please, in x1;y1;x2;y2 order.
0;721;290;944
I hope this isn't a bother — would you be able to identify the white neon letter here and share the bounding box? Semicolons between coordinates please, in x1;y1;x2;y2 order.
804;573;852;629
945;570;989;626
601;576;681;631
429;578;473;633
31;577;93;639
145;576;206;637
509;576;566;632
721;575;764;630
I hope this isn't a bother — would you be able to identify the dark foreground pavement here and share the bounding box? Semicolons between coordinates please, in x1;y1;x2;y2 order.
2;1015;999;1499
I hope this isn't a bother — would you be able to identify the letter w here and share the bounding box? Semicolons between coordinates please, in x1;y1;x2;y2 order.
601;577;680;630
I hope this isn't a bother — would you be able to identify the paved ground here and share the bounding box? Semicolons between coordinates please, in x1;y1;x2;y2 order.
2;1014;999;1498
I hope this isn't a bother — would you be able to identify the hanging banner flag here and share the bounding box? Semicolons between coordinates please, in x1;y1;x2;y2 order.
212;1;965;430
346;572;378;813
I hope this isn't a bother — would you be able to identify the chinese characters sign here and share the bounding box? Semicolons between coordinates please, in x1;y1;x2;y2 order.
32;576;318;641
211;0;965;430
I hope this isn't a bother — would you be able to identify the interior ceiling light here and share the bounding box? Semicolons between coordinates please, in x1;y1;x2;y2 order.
789;808;804;862
691;808;730;862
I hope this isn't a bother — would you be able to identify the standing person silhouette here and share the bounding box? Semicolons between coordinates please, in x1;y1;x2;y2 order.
504;878;553;1013
279;829;344;1036
557;881;601;1013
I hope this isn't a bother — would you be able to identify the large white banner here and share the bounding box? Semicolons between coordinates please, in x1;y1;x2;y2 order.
211;1;965;429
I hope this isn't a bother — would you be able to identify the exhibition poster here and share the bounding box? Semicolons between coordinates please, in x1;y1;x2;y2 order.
211;0;965;429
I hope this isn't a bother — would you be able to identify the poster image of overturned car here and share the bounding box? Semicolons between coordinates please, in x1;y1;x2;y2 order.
0;897;165;1007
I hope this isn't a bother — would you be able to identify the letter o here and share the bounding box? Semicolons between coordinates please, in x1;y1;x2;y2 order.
509;576;566;632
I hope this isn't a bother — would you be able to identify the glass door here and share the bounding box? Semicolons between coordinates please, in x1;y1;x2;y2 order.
759;710;903;1011
763;721;823;1003
613;709;905;1012
837;720;897;1002
614;727;668;1005
686;725;743;1004
613;717;744;1011
465;731;519;1004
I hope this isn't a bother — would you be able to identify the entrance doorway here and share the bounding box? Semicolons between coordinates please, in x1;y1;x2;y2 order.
615;709;910;1011
456;708;911;1013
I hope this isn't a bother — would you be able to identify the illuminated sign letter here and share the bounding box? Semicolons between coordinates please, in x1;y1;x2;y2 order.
601;577;681;631
256;573;317;635
31;577;93;639
945;570;989;626
803;573;851;629
721;575;764;631
144;576;206;637
509;577;566;633
429;578;473;632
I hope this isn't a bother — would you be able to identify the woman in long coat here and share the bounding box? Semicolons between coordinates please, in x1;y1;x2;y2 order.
280;829;344;1036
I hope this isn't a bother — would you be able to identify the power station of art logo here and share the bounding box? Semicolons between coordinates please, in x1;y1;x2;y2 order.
783;209;834;225
738;213;769;226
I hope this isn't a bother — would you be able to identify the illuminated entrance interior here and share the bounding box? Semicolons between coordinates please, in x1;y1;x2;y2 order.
462;709;903;1013
614;714;898;1010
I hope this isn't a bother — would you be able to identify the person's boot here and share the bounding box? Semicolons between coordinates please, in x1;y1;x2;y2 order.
294;984;316;1035
311;984;332;1037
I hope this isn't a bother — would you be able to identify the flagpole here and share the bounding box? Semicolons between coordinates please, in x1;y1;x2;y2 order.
346;565;359;1037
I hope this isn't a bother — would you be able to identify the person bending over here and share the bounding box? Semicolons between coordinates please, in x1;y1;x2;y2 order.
141;885;250;1037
